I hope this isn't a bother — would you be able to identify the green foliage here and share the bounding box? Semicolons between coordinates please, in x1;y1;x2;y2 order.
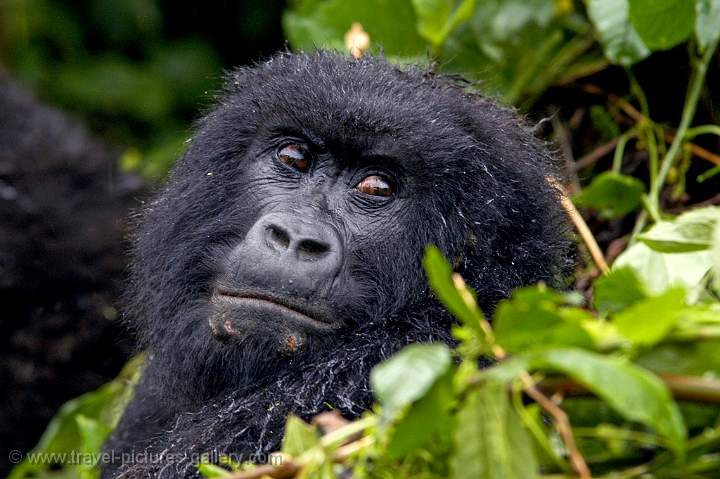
282;416;321;457
492;286;594;353
270;240;718;477
586;0;650;65
8;356;144;479
628;0;695;52
616;207;720;298
573;171;646;219
412;0;476;49
370;344;452;421
450;380;538;479
613;287;687;346
0;0;221;179
284;0;600;103
638;207;720;253
696;0;720;51
9;2;720;479
593;266;647;314
283;0;426;57
588;0;718;64
176;235;718;478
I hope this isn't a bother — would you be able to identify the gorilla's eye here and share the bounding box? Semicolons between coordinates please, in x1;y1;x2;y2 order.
355;175;395;198
277;144;310;172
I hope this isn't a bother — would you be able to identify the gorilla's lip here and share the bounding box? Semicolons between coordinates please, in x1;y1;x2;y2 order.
212;288;338;331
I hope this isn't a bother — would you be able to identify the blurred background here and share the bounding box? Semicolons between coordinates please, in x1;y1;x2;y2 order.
1;1;718;477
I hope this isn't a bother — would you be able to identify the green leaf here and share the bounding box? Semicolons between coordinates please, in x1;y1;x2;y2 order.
696;0;720;52
8;355;144;479
370;343;452;420
197;462;233;478
450;380;539;479
283;0;427;56
483;348;687;454
281;415;320;458
637;340;720;376
638;207;720;253
586;0;650;65
385;368;454;458
613;288;686;346
574;171;646;219
614;241;713;297
593;267;647;314
713;219;720;290
590;105;621;141
493;285;594;353
628;0;695;51
76;416;111;456
423;245;485;331
437;0;596;103
412;0;476;47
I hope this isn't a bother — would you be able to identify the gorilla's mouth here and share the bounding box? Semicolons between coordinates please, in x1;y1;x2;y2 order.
211;288;338;334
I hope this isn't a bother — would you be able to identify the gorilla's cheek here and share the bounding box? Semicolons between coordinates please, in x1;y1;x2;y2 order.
208;294;341;355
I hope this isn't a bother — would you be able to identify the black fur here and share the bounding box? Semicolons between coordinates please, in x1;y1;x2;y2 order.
103;51;572;477
0;73;140;474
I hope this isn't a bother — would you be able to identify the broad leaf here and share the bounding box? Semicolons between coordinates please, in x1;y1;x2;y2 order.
493;286;594;353
696;0;720;52
574;171;646;219
412;0;476;47
423;245;485;331
281;415;320;457
370;343;452;420
613;288;686;346
8;356;143;479
586;0;650;65
450;380;538;479
439;0;593;103
614;241;713;297
637;340;720;376
385;368;454;458
483;348;687;454
628;0;695;51
638;207;720;253
593;267;647;314
283;0;426;56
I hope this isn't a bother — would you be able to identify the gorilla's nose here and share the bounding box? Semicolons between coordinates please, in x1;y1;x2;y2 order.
264;223;332;261
230;212;342;294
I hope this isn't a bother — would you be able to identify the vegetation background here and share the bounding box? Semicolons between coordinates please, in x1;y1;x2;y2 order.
1;1;719;478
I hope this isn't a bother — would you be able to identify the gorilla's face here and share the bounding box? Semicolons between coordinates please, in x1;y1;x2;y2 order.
208;132;417;353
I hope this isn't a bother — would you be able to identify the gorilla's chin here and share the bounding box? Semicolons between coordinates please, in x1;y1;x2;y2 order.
209;293;342;355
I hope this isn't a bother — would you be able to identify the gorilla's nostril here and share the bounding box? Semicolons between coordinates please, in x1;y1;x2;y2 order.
297;238;330;258
266;224;291;251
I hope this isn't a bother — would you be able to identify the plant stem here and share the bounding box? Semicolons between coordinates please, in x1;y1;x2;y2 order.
612;129;636;173
650;39;719;212
685;124;720;139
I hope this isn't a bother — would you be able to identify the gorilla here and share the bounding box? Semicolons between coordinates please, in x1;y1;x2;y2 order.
103;51;572;477
0;73;139;474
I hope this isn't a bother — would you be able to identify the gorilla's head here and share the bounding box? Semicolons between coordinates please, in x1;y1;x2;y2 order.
128;51;571;405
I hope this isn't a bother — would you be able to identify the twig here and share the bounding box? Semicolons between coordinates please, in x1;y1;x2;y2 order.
548;178;609;274
520;373;592;479
581;85;720;169
539;375;720;404
577;84;720;169
574;138;620;171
